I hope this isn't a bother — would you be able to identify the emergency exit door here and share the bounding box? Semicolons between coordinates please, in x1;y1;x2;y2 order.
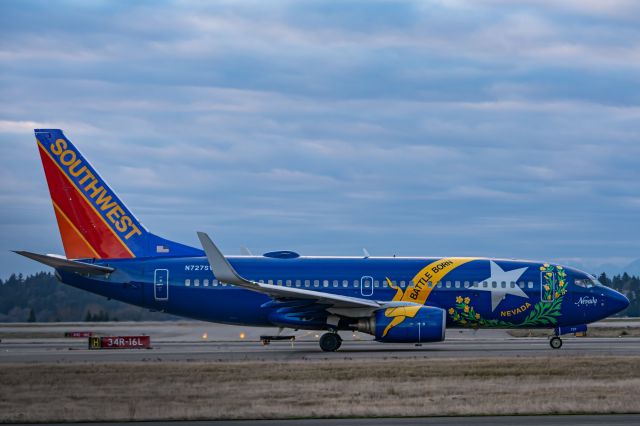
154;269;169;301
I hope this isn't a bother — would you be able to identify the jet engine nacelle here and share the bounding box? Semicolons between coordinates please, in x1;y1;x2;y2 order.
357;306;446;343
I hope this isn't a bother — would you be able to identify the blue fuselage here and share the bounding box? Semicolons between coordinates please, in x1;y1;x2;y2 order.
57;256;628;330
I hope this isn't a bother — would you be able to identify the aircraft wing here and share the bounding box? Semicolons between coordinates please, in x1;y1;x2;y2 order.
13;251;115;275
197;232;416;312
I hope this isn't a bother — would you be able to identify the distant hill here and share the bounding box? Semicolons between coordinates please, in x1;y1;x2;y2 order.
1;270;638;321
0;272;178;322
623;259;640;276
561;258;640;278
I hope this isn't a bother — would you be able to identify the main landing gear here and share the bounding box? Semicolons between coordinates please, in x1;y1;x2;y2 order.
550;336;563;349
319;332;342;352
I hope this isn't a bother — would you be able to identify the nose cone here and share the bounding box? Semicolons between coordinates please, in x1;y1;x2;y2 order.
607;289;630;316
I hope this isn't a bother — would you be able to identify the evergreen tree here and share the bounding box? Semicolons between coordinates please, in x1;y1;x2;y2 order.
598;272;611;286
28;308;36;323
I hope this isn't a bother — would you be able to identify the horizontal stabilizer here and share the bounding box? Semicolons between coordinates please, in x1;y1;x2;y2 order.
13;251;115;275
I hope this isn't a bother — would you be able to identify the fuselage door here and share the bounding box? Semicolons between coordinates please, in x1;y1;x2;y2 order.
154;269;169;301
360;275;374;297
540;270;557;303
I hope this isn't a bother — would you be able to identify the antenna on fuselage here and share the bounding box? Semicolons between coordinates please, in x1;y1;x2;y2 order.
240;246;253;256
362;248;370;259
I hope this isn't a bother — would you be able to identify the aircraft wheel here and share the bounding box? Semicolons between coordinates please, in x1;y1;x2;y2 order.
550;336;563;349
319;332;341;352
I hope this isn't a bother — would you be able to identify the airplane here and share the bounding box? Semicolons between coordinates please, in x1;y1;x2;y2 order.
16;129;629;352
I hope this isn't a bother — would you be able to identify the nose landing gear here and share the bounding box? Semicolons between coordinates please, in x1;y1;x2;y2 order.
319;332;342;352
550;336;563;349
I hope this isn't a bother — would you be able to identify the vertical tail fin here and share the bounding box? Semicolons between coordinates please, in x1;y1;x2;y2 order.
35;129;202;259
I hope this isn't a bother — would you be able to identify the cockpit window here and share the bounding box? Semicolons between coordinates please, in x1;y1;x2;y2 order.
574;278;592;288
574;277;602;288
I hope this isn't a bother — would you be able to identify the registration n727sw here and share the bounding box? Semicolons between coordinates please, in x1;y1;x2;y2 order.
17;129;629;351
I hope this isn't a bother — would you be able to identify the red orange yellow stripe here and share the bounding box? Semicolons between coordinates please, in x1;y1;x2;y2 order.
36;140;135;258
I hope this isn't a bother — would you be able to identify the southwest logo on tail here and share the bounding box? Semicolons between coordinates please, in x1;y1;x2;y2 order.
35;129;201;259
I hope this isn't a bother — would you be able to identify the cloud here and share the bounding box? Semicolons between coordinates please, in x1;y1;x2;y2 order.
0;0;639;276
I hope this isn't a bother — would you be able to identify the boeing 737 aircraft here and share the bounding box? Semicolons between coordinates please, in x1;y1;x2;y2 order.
16;129;629;351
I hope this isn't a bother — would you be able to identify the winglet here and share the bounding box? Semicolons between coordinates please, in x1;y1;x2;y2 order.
196;232;256;289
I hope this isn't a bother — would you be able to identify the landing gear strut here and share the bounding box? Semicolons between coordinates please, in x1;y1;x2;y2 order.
319;332;342;352
550;336;563;349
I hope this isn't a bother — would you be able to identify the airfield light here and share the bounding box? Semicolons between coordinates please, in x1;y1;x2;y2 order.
239;332;246;340
202;332;208;340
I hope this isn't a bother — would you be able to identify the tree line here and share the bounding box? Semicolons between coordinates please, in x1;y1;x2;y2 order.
598;272;640;316
0;272;177;322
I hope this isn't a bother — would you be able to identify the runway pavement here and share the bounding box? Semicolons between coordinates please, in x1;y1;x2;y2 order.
9;415;640;426
0;321;638;362
2;322;639;425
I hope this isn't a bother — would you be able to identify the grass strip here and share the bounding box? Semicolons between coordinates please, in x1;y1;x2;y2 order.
1;356;639;422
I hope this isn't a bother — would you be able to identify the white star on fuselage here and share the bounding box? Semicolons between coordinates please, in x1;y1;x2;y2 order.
469;261;529;311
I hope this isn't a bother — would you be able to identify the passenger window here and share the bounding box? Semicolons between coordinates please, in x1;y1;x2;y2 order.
519;282;524;289
305;280;310;287
268;280;273;285
400;281;406;288
323;280;329;288
501;281;506;288
353;280;359;287
374;280;379;287
194;279;200;287
204;279;209;287
213;280;218;286
295;280;301;287
286;280;292;287
343;280;349;287
332;280;338;287
528;282;533;289
314;280;320;288
437;282;442;288
455;281;461;288
483;281;488;288
277;280;283;286
185;279;191;286
446;281;451;288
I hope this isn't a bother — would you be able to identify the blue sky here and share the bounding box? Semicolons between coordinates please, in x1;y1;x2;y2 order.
1;0;639;277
